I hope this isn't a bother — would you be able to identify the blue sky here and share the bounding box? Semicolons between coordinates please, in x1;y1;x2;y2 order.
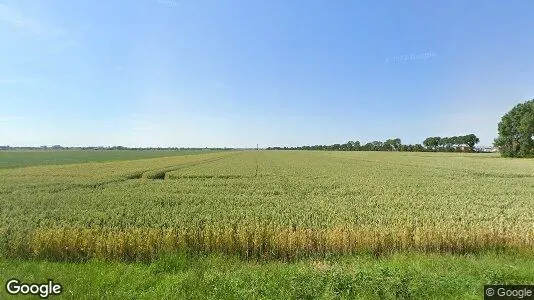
1;0;533;147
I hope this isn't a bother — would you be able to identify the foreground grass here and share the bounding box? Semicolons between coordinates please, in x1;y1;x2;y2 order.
0;150;220;169
1;252;533;299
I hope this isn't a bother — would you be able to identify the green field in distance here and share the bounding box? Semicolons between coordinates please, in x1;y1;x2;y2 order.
0;150;219;169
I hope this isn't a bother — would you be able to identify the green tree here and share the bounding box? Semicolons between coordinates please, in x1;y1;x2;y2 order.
384;139;395;151
389;138;402;151
423;137;440;151
463;134;480;151
494;99;534;157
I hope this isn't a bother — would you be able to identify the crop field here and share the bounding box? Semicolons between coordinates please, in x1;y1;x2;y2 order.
1;151;534;262
0;150;216;169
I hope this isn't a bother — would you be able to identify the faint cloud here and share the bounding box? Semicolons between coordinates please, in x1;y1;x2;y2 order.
0;116;24;122
0;78;23;84
79;22;95;32
149;0;180;8
0;3;78;53
90;115;162;131
0;76;38;85
48;39;79;54
126;116;163;131
131;121;162;131
0;3;64;38
213;81;232;90
132;124;160;131
385;50;437;64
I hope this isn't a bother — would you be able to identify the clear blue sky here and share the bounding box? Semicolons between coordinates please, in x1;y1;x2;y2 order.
1;0;533;147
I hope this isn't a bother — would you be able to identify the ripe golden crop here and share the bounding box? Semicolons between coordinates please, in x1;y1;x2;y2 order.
1;151;533;261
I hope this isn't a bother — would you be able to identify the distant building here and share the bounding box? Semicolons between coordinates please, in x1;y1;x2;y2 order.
476;146;499;153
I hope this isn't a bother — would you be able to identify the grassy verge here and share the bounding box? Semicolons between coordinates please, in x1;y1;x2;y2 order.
1;252;533;299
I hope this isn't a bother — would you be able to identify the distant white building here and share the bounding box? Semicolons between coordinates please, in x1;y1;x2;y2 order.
476;146;499;153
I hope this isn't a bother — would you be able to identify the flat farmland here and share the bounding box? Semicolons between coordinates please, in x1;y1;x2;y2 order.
0;150;216;169
1;151;533;261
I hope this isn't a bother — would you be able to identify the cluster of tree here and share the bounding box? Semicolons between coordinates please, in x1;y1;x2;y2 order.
268;98;534;158
422;134;480;152
494;99;534;158
267;135;480;152
267;139;400;151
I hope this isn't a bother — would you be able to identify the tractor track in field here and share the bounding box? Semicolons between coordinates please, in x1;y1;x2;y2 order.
140;156;228;180
15;155;234;194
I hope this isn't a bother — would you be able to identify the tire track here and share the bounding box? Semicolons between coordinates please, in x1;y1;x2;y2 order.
23;154;237;193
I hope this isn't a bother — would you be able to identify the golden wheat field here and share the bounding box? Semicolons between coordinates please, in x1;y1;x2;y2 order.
1;151;533;261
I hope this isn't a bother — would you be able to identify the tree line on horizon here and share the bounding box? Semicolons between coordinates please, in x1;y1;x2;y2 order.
266;134;481;152
2;100;530;157
267;98;534;157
